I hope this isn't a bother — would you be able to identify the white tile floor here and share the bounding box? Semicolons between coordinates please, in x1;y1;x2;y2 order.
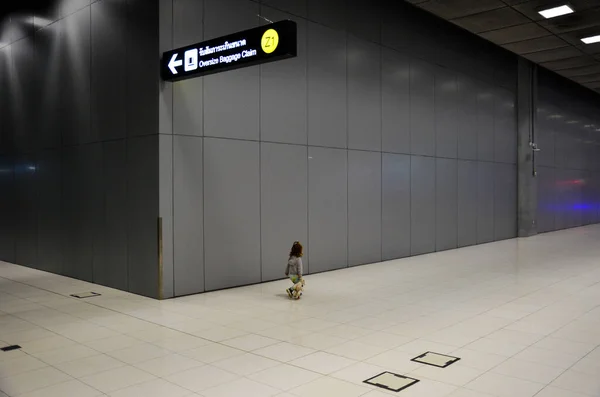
1;225;600;396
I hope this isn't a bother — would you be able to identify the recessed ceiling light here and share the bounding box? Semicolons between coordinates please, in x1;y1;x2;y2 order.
581;35;600;44
538;5;574;19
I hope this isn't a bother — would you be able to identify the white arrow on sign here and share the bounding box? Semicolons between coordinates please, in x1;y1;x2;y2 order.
168;53;183;74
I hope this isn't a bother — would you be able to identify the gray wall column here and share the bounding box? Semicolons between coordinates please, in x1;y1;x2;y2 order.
517;58;538;237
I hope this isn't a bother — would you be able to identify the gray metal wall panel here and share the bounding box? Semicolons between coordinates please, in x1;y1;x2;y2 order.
347;0;381;43
308;22;347;148
477;161;495;243
174;135;204;295
308;146;347;272
91;0;127;142
61;148;76;276
173;78;203;136
85;144;104;283
348;37;381;151
564;127;576;171
494;88;517;164
477;83;495;162
589;171;599;225
88;145;106;287
570;130;583;170
406;19;442;65
127;0;158;138
554;168;569;230
307;0;346;30
11;38;36;154
0;156;15;263
435;67;458;159
348;150;382;266
554;128;568;170
158;0;173;150
204;67;259;140
61;0;91;17
589;134;598;172
14;156;37;268
101;140;128;291
6;12;34;43
436;158;458;251
582;170;595;225
159;135;174;299
411;155;435;255
382;48;410;154
172;0;203;137
595;139;600;172
127;135;159;297
262;0;308;18
594;172;600;225
36;22;62;150
36;150;62;274
62;9;91;145
382;153;411;260
583;133;595;173
381;2;412;51
457;76;478;160
537;166;556;233
458;160;478;247
261;143;308;280
568;169;583;228
495;53;516;92
410;60;435;157
0;19;11;45
173;0;203;48
206;0;258;37
61;145;100;282
203;1;259;141
35;4;61;27
494;163;517;240
260;8;307;145
0;46;13;154
204;138;261;291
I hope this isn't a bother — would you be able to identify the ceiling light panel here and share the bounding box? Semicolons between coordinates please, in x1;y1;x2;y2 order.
538;5;574;19
581;35;600;44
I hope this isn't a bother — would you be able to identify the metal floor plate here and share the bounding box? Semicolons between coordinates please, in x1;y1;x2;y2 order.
411;351;461;368
364;372;420;392
1;345;22;352
70;292;101;299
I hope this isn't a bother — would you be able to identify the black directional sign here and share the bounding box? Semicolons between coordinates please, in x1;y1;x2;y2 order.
161;20;297;82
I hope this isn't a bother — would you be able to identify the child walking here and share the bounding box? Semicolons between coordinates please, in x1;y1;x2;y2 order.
285;241;304;299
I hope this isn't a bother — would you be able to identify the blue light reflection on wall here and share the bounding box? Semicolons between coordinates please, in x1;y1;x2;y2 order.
541;178;599;214
542;203;598;212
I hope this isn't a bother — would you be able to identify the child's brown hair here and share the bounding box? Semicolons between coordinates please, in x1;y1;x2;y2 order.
289;241;303;258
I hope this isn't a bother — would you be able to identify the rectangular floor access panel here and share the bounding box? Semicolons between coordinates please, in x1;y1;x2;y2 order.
364;372;420;392
1;345;22;352
70;292;101;299
411;351;461;368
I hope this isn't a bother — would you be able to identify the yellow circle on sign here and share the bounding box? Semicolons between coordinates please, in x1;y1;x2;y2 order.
261;29;279;54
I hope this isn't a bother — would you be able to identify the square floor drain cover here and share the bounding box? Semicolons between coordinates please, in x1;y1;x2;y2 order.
1;345;22;352
70;292;101;299
411;351;460;368
364;372;419;392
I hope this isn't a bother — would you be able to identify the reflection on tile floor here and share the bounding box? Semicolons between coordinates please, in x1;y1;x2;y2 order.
1;225;600;396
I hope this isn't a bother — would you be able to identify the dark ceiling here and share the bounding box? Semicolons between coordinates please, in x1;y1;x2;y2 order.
406;0;600;93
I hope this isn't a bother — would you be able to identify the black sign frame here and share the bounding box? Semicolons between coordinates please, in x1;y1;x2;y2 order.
161;20;297;82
